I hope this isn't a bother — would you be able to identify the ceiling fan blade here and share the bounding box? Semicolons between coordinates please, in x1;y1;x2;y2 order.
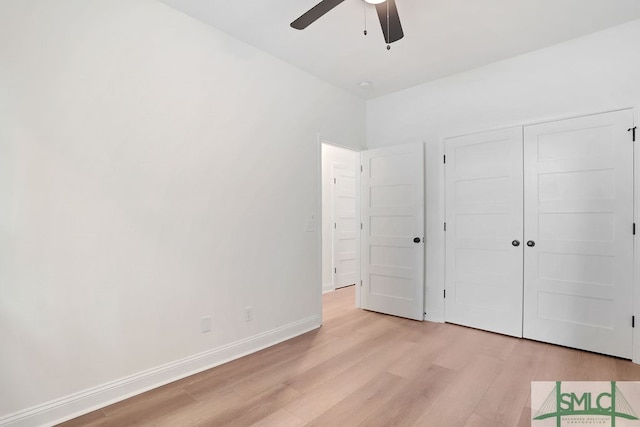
375;0;404;43
291;0;346;30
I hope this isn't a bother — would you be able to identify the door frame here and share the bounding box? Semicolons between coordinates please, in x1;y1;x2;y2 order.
318;138;362;308
634;105;640;364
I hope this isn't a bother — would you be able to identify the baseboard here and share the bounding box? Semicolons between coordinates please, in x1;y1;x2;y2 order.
0;315;321;427
322;282;334;293
424;315;445;323
424;308;445;323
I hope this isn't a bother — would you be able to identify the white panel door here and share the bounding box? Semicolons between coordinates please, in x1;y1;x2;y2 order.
361;143;424;321
523;110;634;358
333;165;357;289
445;127;524;337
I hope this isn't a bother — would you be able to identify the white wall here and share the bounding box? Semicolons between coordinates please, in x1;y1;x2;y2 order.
0;0;365;424
321;144;360;293
367;19;640;321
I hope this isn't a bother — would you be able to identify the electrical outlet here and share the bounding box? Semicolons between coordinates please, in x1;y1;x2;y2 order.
201;316;211;333
244;306;253;322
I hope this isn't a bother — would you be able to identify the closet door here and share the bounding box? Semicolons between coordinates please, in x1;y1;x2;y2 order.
523;110;634;358
445;127;524;337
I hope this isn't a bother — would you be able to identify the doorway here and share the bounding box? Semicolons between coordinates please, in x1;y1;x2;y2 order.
321;143;359;294
320;141;426;320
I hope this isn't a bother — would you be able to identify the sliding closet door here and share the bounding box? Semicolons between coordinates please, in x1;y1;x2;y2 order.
523;110;634;358
445;127;524;337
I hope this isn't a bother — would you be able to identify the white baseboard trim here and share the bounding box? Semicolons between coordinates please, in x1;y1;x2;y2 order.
424;315;445;323
322;282;334;293
0;315;321;427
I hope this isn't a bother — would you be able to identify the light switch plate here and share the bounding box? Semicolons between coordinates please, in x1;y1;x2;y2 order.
201;316;211;333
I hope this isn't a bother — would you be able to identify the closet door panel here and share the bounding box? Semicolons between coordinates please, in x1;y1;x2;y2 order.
445;127;524;337
523;110;634;358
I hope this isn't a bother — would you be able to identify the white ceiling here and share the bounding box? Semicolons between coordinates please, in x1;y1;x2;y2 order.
159;0;640;99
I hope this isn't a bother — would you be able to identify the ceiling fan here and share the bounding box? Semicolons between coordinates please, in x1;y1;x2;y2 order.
290;0;404;49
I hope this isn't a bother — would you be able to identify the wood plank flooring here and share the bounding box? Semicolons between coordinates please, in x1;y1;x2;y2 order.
59;285;640;426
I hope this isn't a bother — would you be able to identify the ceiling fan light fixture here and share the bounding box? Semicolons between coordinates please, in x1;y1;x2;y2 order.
291;0;402;45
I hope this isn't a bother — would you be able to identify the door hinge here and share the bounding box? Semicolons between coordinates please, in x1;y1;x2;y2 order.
629;126;637;142
334;223;337;229
444;222;447;231
443;289;446;299
633;315;635;328
360;280;363;287
334;178;336;184
443;154;446;164
360;223;363;230
334;267;337;274
634;223;636;235
360;165;363;172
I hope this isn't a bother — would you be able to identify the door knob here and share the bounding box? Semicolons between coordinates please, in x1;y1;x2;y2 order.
527;240;536;247
512;240;520;247
413;237;421;243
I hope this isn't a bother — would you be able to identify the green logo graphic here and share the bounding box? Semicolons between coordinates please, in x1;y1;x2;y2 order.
533;381;639;427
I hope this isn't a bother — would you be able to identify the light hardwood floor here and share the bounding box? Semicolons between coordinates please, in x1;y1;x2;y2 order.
59;285;640;426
